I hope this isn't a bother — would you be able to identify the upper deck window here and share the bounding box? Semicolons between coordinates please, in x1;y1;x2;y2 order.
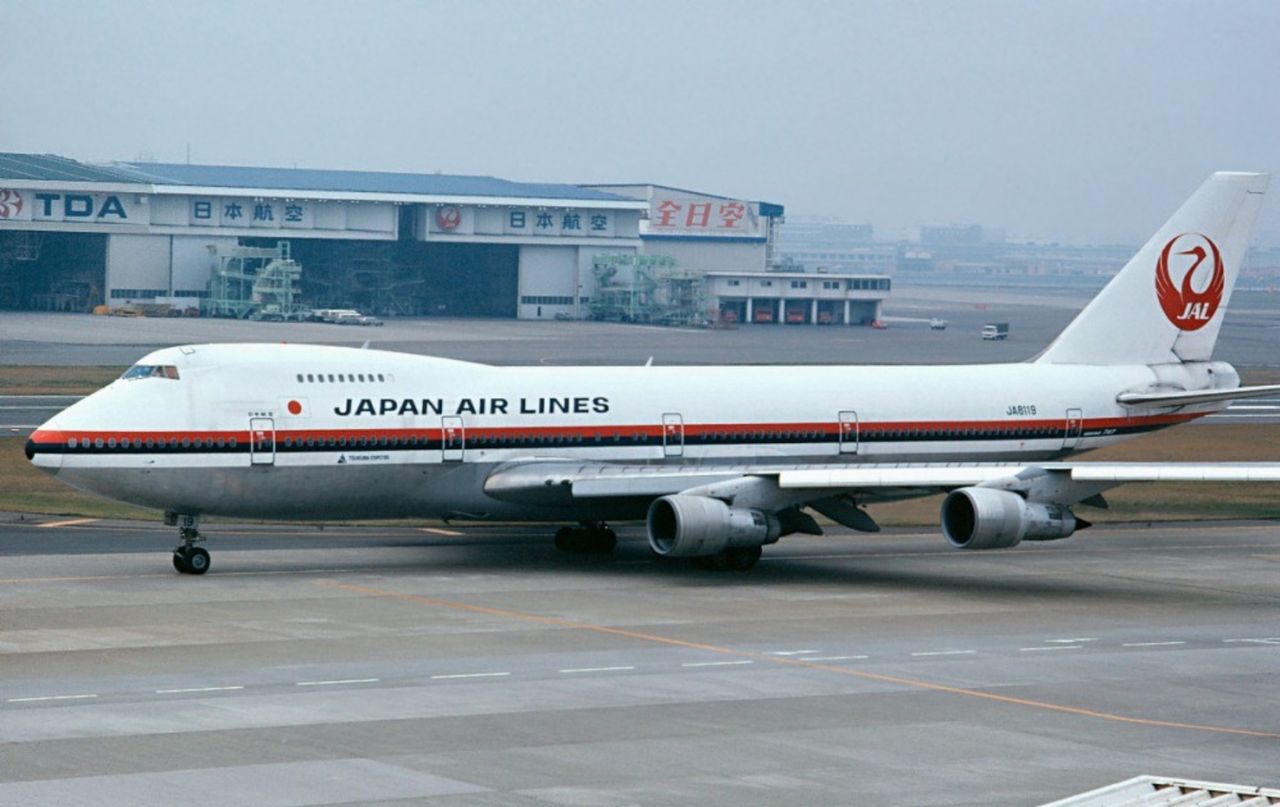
122;365;179;380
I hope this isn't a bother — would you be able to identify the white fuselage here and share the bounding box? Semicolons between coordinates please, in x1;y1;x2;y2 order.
28;343;1223;521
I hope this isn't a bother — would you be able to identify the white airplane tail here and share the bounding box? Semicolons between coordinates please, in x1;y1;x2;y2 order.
1037;172;1268;366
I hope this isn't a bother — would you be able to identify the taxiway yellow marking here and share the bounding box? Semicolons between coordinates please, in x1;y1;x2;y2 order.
320;579;1280;740
36;518;99;529
419;527;464;536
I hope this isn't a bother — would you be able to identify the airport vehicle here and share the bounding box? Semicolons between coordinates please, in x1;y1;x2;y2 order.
929;318;948;330
310;308;382;326
982;322;1009;340
25;173;1280;575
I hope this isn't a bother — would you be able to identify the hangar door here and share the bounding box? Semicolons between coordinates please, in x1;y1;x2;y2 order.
518;246;578;319
418;242;518;317
0;232;105;311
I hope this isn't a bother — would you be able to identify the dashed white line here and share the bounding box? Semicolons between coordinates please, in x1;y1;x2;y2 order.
1122;641;1186;648
1020;646;1082;652
419;527;464;536
155;686;244;694
1224;637;1280;645
682;660;753;668
770;650;818;656
558;666;635;674
430;672;510;680
8;693;97;703
1045;638;1097;643
295;678;380;687
911;650;976;657
807;655;870;662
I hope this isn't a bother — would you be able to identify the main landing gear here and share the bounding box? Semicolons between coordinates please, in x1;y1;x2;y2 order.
167;512;210;575
554;522;618;554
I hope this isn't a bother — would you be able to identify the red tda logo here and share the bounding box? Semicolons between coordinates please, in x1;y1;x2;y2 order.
1155;233;1223;331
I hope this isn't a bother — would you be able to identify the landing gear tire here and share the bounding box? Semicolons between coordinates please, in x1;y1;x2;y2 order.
185;547;211;575
169;514;210;575
554;524;617;554
172;546;211;575
693;546;762;572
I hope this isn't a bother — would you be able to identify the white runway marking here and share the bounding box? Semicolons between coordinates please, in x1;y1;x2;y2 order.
36;518;99;529
296;678;381;686
1020;646;1082;652
1045;638;1097;643
681;660;753;668
419;527;464;536
1122;641;1186;647
7;693;97;703
558;666;635;674
155;686;244;694
807;655;870;661
430;672;510;680
911;650;976;657
770;650;818;656
1224;637;1280;645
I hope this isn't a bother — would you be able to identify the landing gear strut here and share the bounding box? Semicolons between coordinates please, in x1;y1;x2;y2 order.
554;522;618;554
167;513;210;575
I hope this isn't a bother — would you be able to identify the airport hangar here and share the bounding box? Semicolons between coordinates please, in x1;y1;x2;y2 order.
0;152;887;324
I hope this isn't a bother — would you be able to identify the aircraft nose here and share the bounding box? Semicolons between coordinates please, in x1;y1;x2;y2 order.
26;416;63;475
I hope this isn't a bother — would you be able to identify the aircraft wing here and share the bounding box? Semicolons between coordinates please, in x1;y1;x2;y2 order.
779;462;1280;487
1116;383;1280;407
484;460;1280;508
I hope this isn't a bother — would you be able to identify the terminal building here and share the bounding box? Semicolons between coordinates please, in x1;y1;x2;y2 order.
0;153;890;323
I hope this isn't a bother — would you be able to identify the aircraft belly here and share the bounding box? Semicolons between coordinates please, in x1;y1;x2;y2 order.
55;463;538;521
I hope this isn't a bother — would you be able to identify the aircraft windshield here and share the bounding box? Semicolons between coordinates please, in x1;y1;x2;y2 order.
121;365;180;380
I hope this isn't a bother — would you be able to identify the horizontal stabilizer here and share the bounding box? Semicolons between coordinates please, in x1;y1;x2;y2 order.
1116;383;1280;407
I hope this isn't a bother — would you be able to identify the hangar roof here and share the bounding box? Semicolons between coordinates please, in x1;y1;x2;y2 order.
119;162;637;203
0;153;149;185
0;153;645;207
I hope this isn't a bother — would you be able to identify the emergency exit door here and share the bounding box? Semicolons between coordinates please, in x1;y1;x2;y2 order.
249;417;275;465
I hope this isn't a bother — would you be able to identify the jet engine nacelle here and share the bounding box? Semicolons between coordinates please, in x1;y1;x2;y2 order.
647;494;781;558
940;487;1077;549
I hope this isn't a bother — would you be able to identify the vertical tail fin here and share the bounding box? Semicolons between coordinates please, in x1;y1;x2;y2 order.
1037;172;1268;366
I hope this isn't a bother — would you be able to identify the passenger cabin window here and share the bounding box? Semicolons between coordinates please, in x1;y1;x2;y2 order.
121;365;180;380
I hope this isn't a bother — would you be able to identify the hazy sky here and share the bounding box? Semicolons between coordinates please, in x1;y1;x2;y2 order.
2;1;1277;244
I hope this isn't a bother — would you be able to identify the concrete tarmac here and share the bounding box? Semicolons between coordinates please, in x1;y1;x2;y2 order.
1;515;1278;805
2;287;1277;369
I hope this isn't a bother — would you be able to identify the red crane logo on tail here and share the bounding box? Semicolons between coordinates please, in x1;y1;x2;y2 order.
1155;233;1223;331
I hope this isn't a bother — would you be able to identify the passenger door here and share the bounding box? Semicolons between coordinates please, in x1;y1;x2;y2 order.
662;413;684;458
441;415;464;462
838;410;859;454
249;417;275;466
1063;408;1084;450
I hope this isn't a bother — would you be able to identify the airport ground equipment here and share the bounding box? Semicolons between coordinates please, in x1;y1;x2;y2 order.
589;254;708;325
202;241;309;321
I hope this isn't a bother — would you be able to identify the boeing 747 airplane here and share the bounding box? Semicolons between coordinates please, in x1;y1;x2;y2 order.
25;172;1280;574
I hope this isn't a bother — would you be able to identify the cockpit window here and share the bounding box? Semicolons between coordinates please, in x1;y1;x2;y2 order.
122;365;180;380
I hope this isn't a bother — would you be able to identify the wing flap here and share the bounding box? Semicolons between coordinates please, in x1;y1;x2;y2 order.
1067;463;1280;482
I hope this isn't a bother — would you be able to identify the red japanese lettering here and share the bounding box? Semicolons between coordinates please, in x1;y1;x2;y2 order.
655;200;682;227
719;202;746;228
686;202;712;228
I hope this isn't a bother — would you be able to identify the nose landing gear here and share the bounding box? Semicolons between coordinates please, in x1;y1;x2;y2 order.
167;512;210;575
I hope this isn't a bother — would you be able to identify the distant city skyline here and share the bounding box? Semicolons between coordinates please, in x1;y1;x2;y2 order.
2;1;1277;246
